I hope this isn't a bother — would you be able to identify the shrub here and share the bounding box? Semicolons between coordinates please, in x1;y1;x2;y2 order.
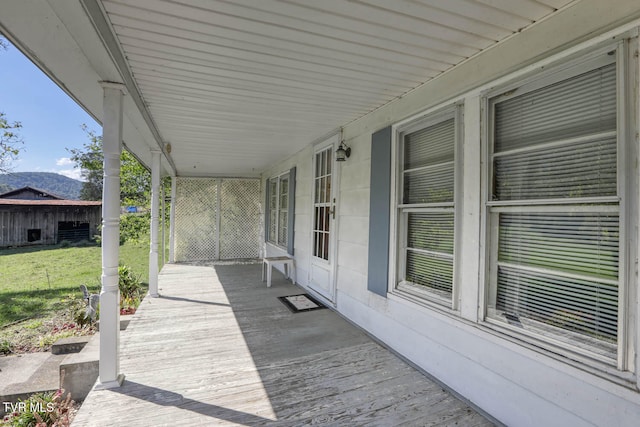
118;264;143;312
119;213;150;244
58;240;71;248
61;293;94;327
0;339;11;355
94;213;150;246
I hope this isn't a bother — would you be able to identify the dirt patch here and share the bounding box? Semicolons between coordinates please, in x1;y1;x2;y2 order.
0;313;96;355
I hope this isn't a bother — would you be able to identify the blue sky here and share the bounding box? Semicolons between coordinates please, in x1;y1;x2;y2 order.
0;38;99;180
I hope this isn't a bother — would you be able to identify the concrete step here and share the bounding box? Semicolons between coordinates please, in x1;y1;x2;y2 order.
61;316;133;401
0;314;134;414
59;333;100;401
0;352;67;416
51;336;91;355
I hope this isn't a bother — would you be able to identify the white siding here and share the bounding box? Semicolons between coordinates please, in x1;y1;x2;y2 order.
263;8;640;426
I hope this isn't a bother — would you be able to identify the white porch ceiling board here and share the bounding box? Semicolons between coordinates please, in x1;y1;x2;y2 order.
149;104;348;127
272;0;495;49
128;56;411;97
135;79;374;114
134;77;377;113
143;95;355;121
473;0;556;19
109;0;475;59
107;7;455;75
208;0;469;63
149;111;346;135
412;0;546;28
120;39;427;91
142;92;362;121
98;0;574;176
536;0;577;8
112;24;444;81
130;66;394;107
123;47;418;93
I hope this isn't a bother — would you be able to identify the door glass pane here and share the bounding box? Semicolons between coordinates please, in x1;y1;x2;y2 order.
313;147;332;260
324;207;331;233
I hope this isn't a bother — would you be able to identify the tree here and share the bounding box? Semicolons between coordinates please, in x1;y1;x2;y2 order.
68;125;152;205
120;150;151;207
68;126;103;200
0;112;23;173
0;37;24;173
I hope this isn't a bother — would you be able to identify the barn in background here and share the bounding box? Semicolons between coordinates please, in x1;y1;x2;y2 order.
0;186;64;200
0;187;101;247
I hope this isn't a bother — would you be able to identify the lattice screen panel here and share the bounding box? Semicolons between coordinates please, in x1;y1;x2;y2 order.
219;179;261;259
174;177;261;262
174;178;218;262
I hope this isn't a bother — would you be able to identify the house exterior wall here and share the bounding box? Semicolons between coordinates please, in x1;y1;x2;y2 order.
263;146;314;283
261;7;640;426
0;205;101;247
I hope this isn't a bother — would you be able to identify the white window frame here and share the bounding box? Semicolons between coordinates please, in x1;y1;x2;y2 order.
389;104;464;310
267;172;289;248
480;39;638;373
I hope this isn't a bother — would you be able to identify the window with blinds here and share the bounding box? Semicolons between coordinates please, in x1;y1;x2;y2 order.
268;179;277;243
486;54;622;363
268;174;289;247
396;112;458;304
278;176;289;246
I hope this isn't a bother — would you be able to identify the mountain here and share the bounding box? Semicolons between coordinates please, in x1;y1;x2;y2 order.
0;172;83;200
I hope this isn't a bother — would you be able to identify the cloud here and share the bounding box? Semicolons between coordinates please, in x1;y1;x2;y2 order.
56;157;74;166
57;168;83;181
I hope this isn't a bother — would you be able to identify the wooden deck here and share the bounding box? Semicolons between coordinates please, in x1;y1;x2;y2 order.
72;263;493;426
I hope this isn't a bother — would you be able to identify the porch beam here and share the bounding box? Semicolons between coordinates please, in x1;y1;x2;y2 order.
97;81;125;389
149;150;161;297
81;0;176;175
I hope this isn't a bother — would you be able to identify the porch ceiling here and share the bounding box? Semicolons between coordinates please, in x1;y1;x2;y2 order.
2;0;575;177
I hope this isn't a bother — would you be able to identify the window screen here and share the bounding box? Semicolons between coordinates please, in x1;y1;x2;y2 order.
487;58;620;362
398;116;457;302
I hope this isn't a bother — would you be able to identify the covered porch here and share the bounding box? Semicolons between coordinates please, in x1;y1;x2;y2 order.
4;1;640;425
72;263;492;426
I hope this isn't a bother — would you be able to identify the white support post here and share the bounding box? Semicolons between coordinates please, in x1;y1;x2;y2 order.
161;183;166;267
149;150;161;297
169;176;177;263
97;82;125;389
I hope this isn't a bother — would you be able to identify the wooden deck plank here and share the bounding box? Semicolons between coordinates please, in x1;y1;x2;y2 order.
72;263;493;426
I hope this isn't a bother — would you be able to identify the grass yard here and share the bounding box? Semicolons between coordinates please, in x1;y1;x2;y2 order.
0;240;155;329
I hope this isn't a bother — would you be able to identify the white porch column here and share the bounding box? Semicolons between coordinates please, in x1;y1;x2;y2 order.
169;176;177;263
97;82;125;389
149;150;161;297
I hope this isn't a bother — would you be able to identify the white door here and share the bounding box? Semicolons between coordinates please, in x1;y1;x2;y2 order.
309;138;339;302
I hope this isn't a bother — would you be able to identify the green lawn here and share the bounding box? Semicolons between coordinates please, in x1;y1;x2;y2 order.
0;239;160;327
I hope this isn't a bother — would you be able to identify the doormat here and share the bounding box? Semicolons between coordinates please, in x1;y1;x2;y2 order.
278;294;327;313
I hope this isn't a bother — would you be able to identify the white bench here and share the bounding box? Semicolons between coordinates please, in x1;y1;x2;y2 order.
262;256;295;287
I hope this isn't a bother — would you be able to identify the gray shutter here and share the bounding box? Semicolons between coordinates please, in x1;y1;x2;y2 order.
287;167;296;255
264;180;270;242
367;126;392;297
